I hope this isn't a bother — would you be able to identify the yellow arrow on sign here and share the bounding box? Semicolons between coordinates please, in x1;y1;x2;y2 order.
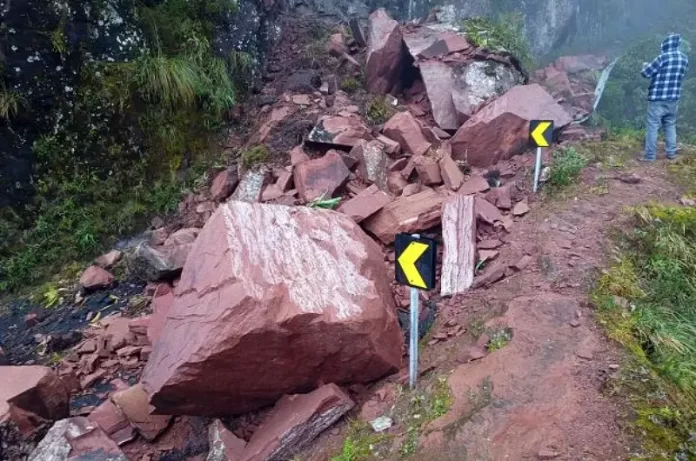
397;241;429;289
531;121;552;147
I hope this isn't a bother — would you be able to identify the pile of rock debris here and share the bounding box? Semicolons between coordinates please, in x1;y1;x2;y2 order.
0;9;609;461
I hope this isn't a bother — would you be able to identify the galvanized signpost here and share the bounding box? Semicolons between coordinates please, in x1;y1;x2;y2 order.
529;120;554;193
394;233;437;389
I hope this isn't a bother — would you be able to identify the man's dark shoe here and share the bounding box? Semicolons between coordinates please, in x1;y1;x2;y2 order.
638;156;656;163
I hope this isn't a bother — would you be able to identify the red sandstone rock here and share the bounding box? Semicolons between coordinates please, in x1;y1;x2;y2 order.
441;195;476;296
79;266;114;291
141;202;403;416
242;384;355;461
148;292;174;346
458;175;490;196
294;151;350;202
363;189;444;244
383;112;431;156
475;197;504;224
338;185;393;223
418;31;471;58
88;399;135;446
111;384;172;442
289;146;310;165
211;169;239;202
376;135;401;156
439;153;465;191
413;156;442;186
366;9;407;94
308;115;372;148
95;250;122;270
0;366;69;426
451;84;573;167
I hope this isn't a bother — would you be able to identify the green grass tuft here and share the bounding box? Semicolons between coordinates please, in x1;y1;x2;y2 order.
547;146;588;191
0;85;27;119
366;96;392;125
340;77;361;94
462;14;534;71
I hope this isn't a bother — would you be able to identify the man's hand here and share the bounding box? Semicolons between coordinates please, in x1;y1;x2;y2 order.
643;61;649;68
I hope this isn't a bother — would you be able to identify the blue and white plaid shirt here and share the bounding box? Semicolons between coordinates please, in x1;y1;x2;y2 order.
642;34;689;101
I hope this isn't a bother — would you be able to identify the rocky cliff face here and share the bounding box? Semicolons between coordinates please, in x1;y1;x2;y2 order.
0;0;277;208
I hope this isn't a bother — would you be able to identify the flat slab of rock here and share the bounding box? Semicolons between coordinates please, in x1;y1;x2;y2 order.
459;175;490;196
232;169;268;203
441;196;476;296
363;189;444;244
366;9;407;94
87;400;135;446
308;115;372;148
111;384;172;442
383;112;431;156
451;84;572;167
338;185;393;223
241;384;355;461
28;417;127;461
475;198;504;225
294;151;350;203
141;202;403;416
354;140;389;192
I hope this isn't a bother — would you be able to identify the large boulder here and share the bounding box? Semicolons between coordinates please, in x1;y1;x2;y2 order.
450;84;573;167
366;9;408;94
417;46;523;130
141;202;403;416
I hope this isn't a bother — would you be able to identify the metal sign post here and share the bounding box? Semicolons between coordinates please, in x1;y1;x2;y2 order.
395;232;437;390
409;285;419;389
529;120;554;193
533;146;543;193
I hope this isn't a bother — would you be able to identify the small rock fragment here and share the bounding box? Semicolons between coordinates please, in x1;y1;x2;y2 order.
512;201;530;216
79;266;114;291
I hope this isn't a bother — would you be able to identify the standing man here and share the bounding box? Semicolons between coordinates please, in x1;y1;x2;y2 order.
641;34;689;161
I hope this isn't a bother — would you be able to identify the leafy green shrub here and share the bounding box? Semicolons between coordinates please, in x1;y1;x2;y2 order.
241;145;270;169
462;14;534;71
0;0;240;292
547;146;588;190
366;95;391;124
340;77;361;93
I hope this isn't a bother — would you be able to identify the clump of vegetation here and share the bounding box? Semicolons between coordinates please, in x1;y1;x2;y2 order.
0;0;243;292
547;146;587;191
341;77;361;93
330;376;452;460
462;13;534;71
486;327;512;351
0;84;27;120
593;202;696;458
330;421;391;461
366;96;392;125
241;145;270;169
